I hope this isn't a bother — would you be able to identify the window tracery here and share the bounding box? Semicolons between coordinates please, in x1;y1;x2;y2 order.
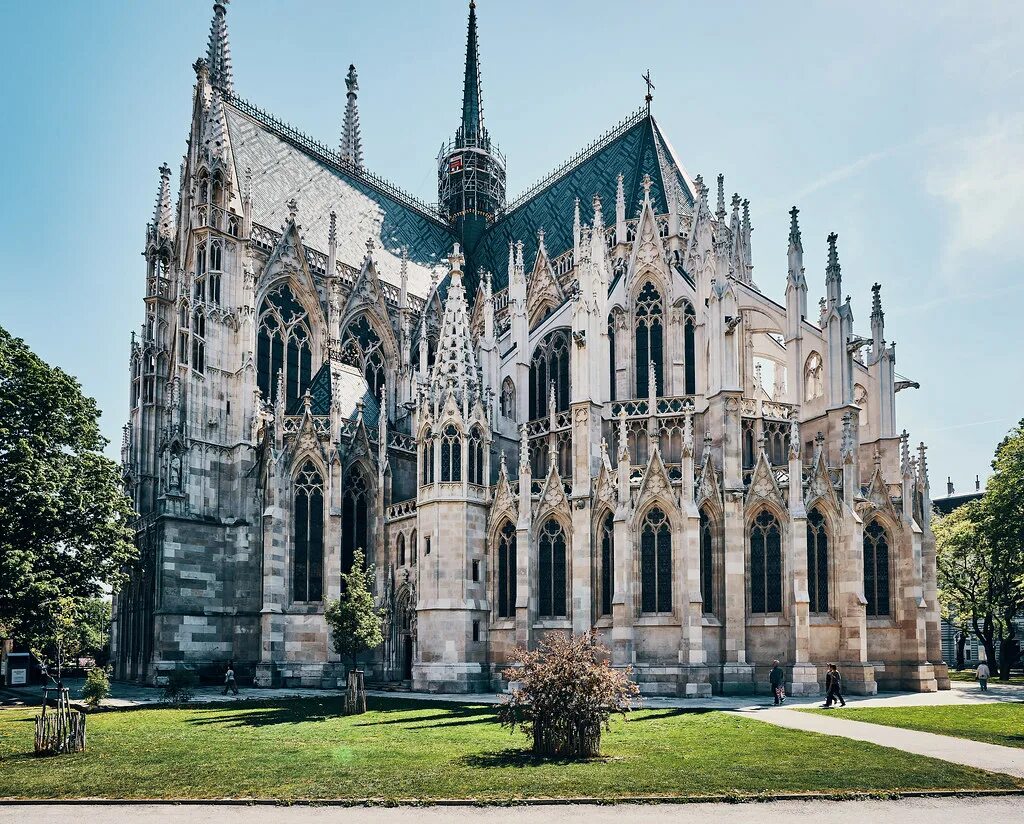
640;506;672;614
293;461;324;602
496;520;517;619
500;377;516;420
529;328;570;420
468;425;485;485
341;465;370;576
538;518;567;618
440;424;462;482
340;315;387;403
750;509;782;613
635;281;665;397
807;507;829;614
257;283;314;408
864;519;890;617
700;507;716;616
599;511;614;617
804;352;824;401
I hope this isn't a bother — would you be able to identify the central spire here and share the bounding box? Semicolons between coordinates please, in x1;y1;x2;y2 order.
461;1;484;145
207;1;233;93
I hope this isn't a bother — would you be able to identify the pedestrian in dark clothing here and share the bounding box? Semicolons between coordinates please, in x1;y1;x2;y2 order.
823;663;846;708
769;660;786;705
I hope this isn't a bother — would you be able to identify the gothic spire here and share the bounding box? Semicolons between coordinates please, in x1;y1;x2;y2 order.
826;232;842;304
206;1;233;94
716;174;726;220
154;163;174;240
460;1;484;145
430;244;480;404
340;64;363;171
788;206;802;251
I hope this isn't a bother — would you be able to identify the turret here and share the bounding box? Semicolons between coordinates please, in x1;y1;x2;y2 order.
785;206;807;334
437;0;505;284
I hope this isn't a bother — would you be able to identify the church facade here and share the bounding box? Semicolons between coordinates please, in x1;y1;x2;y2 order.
112;1;950;696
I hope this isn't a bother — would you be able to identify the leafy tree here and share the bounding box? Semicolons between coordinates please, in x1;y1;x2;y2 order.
936;419;1024;680
324;548;384;672
498;631;640;758
0;327;137;678
82;666;111;708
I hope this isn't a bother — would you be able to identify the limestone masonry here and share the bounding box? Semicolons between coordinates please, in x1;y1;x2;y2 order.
113;1;950;697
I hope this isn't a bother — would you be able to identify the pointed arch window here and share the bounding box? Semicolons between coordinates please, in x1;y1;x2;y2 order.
191;309;206;374
410;528;418;566
440;424;462;482
341;465;370;576
257;283;314;408
397;533;406;567
340;315;387;403
700;507;716;615
684;301;696;395
804;352;823;401
538;519;568;618
529;328;570;420
750;509;783;613
468;425;485;485
500;377;516;420
197;169;209;204
635;281;664;397
607;313;617;402
599;511;614;617
421;431;435;485
292;461;324;602
864;520;890;617
496;520;517;619
640;506;672;614
807;508;830;614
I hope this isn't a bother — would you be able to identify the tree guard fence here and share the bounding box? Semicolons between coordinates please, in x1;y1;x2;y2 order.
34;688;86;756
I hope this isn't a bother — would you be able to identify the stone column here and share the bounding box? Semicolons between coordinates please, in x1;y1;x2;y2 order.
787;427;817;695
678;408;711;696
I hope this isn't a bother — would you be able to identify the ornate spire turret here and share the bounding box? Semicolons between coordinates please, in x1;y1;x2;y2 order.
460;1;484;146
825;232;842;305
870;282;885;352
716;174;726;220
154;163;174;240
429;244;480;405
787;206;806;290
340;64;363;171
206;1;233;94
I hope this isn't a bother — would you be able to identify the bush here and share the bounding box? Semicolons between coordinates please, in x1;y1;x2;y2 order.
162;667;198;705
81;667;110;708
498;631;640;759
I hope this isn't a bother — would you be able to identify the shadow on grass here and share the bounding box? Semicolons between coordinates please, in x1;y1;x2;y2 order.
460;748;612;769
628;708;717;722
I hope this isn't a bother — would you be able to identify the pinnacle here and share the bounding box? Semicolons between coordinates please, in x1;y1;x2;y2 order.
206;0;233;94
788;206;802;249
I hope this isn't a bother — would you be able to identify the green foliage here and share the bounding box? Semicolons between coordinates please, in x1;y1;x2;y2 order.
0;327;138;657
498;631;640;758
82;667;111;708
162;668;198;705
324;549;384;671
935;419;1024;678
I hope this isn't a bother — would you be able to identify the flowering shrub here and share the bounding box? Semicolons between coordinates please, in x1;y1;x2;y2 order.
498;631;640;758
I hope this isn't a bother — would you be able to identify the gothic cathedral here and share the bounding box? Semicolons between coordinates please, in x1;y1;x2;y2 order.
113;2;949;696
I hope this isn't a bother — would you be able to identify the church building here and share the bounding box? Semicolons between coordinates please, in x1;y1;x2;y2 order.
113;1;950;696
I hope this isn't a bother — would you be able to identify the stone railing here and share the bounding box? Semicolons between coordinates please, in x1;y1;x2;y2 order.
385;500;416;521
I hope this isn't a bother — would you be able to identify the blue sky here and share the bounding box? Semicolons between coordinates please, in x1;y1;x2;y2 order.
0;1;1020;493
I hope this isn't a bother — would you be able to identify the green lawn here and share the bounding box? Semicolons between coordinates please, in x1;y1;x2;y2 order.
0;698;1018;801
807;703;1024;750
947;669;1024;685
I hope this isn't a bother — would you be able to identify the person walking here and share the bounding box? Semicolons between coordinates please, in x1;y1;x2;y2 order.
769;660;786;705
823;663;847;708
222;661;239;696
977;660;990;692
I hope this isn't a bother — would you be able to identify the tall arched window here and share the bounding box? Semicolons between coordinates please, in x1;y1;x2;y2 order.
538;519;567;618
292;461;324;602
807;508;829;614
340;315;387;402
410;529;418;566
468;425;485;485
804;352;823;401
607;313;617;402
397;533;406;567
257;283;314;408
864;519;890;617
599;511;614;617
529;329;570;419
635;281;664;397
700;507;716;615
421;432;435;485
341;465;370;576
496;520;517;619
500;377;516;420
440;425;462;482
191;309;206;374
640;506;672;614
684;301;696;395
750;509;783;613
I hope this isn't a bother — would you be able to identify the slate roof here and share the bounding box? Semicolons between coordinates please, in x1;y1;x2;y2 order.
474;112;695;292
224;100;456;300
286;362;378;427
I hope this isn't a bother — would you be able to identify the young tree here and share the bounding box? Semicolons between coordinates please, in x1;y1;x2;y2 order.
0;327;137;662
324;548;384;710
498;631;640;759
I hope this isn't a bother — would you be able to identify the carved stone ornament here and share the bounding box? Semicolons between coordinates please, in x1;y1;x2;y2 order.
746;451;782;508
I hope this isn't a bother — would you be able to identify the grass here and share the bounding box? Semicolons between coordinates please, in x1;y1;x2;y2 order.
0;697;1019;801
947;669;1024;685
806;703;1024;750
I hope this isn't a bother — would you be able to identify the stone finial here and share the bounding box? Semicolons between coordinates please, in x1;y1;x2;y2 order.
716;173;726;219
592;193;603;229
207;0;234;94
328;210;337;246
813;431;825;463
840;412;855;464
874;446;883;471
788;206;801;249
900;430;913;478
537;227;546;254
702;430;713;465
499;450;507;477
682;403;694;459
641;173;653;202
600;437;610;465
340;64;363;170
617;408;630;463
286;197;298;220
519;423;529;471
788;410;800;460
917;442;929;487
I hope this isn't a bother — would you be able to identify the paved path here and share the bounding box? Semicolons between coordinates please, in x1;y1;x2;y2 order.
4;677;1021;711
735;705;1024;778
1;797;1022;824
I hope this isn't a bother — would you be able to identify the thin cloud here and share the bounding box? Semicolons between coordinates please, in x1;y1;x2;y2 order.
919;418;1008;434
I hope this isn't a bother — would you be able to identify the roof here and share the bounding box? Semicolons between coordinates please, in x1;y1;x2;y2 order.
224;100;456;300
932;491;983;516
474;111;695;292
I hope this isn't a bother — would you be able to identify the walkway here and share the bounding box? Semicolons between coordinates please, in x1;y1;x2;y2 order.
733;705;1024;779
2;797;1023;824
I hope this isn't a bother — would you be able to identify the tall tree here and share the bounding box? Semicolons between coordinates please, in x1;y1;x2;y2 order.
0;327;137;678
324;548;384;672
